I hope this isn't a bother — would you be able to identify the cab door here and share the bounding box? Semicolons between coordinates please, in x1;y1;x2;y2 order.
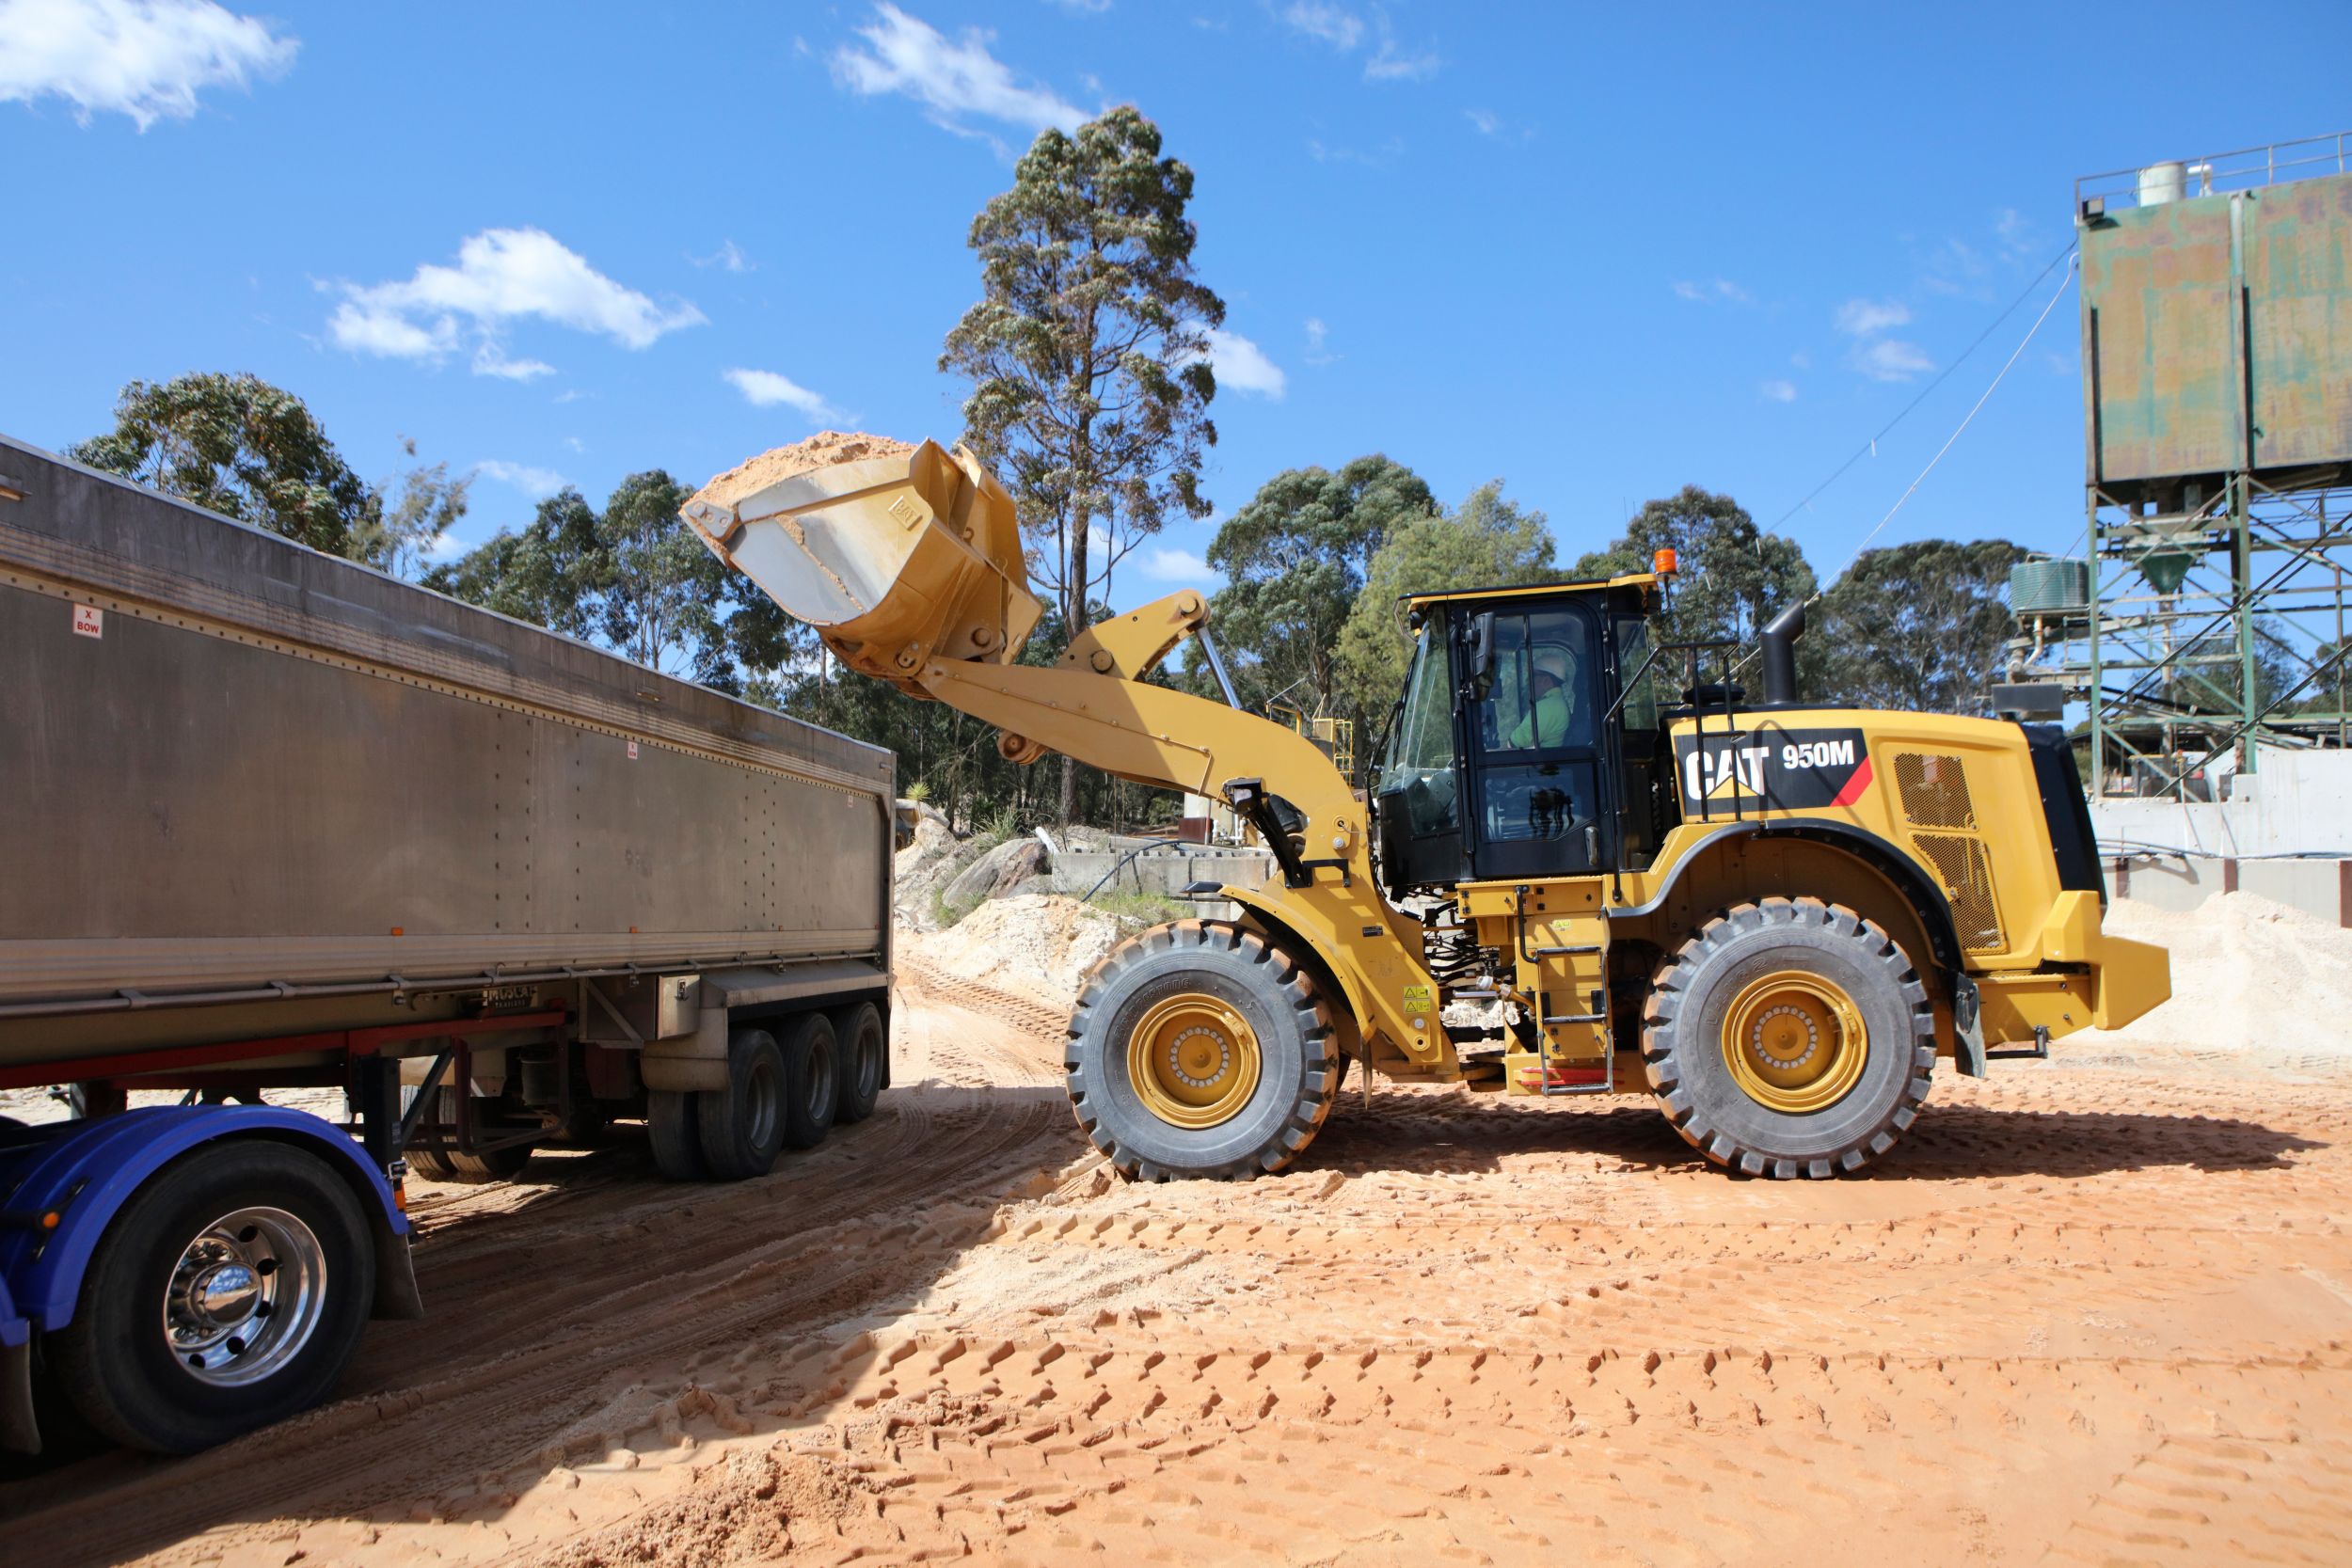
1462;598;1616;880
1372;613;1466;894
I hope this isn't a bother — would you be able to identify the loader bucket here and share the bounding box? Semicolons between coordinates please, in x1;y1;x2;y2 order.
680;439;1043;685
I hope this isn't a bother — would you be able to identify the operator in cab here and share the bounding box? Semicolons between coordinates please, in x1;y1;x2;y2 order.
1506;646;1577;750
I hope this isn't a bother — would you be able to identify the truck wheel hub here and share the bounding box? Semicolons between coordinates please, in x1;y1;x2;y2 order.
164;1206;329;1386
1128;995;1262;1130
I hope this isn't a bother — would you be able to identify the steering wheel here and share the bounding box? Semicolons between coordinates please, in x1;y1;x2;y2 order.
1487;779;1583;842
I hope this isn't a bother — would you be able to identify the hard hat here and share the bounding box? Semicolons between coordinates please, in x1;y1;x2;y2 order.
1533;647;1571;686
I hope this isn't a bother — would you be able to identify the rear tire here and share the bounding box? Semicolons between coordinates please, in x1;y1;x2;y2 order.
1642;897;1934;1179
829;1002;885;1124
1066;920;1338;1181
51;1141;375;1453
778;1014;838;1150
647;1090;707;1181
696;1028;788;1180
403;1089;533;1183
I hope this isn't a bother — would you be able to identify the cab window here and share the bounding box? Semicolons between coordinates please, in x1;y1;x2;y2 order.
1378;623;1458;835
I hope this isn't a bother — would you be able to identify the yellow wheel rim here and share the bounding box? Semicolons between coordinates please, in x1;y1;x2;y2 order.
1721;969;1869;1115
1126;992;1263;1130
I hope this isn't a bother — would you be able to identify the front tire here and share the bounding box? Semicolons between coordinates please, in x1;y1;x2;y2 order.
51;1141;375;1453
1643;897;1934;1179
1066;921;1338;1180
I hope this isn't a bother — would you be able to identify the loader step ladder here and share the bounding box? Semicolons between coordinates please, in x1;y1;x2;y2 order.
1514;887;1613;1097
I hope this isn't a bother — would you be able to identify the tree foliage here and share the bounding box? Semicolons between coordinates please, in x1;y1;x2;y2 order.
1809;539;2023;713
941;106;1223;820
351;436;472;579
1572;485;1814;690
421;471;790;695
1333;480;1558;721
1205;454;1436;715
70;372;376;555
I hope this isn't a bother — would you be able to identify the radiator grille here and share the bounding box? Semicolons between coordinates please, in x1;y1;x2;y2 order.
1894;752;1977;830
1911;833;2005;951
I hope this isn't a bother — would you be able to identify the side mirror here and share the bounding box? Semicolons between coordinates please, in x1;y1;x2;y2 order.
1465;611;1496;699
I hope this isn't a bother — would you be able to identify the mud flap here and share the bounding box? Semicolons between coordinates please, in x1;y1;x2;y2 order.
2;1338;36;1455
373;1229;425;1321
1952;974;1988;1078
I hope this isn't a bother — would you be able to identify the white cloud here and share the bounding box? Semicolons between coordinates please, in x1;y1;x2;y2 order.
1673;278;1751;305
1835;297;1912;337
723;367;838;420
1854;339;1934;382
1202;327;1286;398
691;239;753;273
0;0;296;130
1303;316;1335;366
1279;3;1435;82
1995;206;2040;261
473;460;568;499
833;4;1084;137
564;436;586;453
1279;1;1362;48
1759;379;1798;403
1363;35;1438;82
421;530;469;562
1140;546;1210;581
1789;350;1811;369
1045;0;1112;11
330;229;704;378
471;342;554;381
1464;107;1499;135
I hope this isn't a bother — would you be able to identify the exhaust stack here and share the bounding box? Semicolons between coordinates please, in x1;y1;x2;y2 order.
1759;599;1806;707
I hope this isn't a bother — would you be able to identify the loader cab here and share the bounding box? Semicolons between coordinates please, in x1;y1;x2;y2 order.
1373;576;1671;897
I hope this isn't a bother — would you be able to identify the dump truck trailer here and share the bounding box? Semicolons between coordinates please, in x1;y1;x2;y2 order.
0;434;897;1455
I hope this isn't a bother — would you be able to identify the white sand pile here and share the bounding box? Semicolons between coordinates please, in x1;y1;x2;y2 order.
918;894;1124;999
691;431;914;515
2100;892;2352;1054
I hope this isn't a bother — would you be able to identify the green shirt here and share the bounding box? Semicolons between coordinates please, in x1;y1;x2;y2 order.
1508;688;1571;749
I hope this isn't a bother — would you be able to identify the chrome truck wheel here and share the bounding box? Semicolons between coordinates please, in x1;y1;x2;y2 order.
53;1142;374;1453
164;1206;329;1387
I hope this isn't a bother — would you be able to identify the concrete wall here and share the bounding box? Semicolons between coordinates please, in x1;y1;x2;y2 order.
2111;852;2352;926
2093;745;2352;857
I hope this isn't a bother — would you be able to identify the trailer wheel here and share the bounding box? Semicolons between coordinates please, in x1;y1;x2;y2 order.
647;1090;708;1181
1643;898;1935;1179
401;1090;533;1183
779;1013;839;1150
829;1002;885;1124
50;1140;375;1454
696;1029;789;1180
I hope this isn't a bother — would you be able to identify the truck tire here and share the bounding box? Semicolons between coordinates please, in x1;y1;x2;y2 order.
1066;920;1339;1181
50;1140;376;1453
1642;897;1935;1179
829;1001;885;1124
696;1028;788;1180
647;1090;707;1181
401;1090;533;1183
778;1013;838;1150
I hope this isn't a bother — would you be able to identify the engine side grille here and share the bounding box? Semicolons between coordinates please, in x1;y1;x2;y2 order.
1909;832;2005;951
1894;752;1978;831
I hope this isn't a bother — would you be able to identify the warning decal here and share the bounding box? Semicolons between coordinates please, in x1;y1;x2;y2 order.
1673;726;1871;813
71;603;103;639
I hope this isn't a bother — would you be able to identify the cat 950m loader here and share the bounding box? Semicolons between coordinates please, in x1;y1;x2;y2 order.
683;439;2169;1180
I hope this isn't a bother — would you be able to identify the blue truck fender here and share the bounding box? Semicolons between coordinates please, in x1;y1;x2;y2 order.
0;1272;31;1453
0;1105;421;1341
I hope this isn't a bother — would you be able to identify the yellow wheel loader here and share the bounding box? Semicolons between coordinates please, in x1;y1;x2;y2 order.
684;440;2170;1180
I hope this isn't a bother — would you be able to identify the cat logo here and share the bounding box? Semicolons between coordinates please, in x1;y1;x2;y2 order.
1672;727;1872;813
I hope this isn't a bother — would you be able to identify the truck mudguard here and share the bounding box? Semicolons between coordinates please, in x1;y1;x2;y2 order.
0;1106;411;1335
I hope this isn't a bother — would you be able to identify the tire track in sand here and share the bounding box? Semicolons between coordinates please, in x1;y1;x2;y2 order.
0;965;1087;1568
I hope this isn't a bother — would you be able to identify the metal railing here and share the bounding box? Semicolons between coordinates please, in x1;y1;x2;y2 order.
2077;132;2350;211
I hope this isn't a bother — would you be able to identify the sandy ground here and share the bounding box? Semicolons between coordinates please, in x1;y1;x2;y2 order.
7;945;2352;1566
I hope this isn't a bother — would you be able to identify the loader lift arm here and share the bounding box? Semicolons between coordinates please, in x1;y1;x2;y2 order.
681;440;1444;1070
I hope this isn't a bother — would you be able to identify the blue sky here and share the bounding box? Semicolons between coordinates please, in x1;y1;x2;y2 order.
4;0;2347;610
